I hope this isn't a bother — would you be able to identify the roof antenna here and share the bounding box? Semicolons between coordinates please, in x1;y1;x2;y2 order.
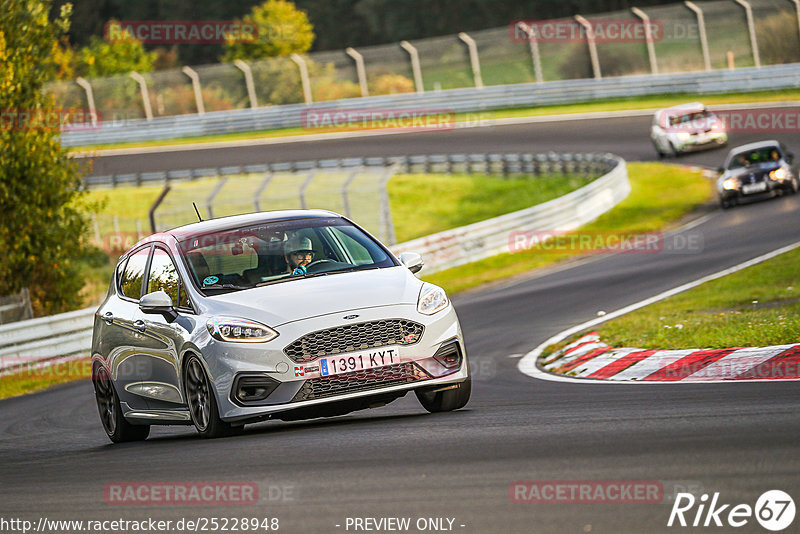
192;202;203;222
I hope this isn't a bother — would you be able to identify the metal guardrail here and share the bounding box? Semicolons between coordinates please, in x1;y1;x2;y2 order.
0;307;94;376
63;63;800;148
0;153;625;374
392;154;628;273
85;152;614;187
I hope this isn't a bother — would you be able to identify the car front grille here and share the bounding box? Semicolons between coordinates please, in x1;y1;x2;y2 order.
291;362;430;402
283;319;424;363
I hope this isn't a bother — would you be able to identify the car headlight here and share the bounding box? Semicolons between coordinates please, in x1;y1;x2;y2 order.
676;132;692;141
769;168;790;181
722;178;739;191
417;283;449;315
207;317;278;343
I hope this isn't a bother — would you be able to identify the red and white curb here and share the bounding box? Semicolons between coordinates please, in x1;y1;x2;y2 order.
541;332;800;382
518;240;800;384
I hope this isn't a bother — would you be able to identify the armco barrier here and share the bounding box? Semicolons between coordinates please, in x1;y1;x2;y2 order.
0;154;627;373
61;63;800;147
391;154;628;272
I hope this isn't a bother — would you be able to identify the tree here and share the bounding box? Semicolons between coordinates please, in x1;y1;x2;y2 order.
0;0;92;314
223;0;314;61
77;23;156;78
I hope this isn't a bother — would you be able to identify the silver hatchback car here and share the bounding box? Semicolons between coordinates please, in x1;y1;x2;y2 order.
91;210;470;442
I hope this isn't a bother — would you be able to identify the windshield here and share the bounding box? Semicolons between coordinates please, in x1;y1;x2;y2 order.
178;217;397;294
727;147;782;169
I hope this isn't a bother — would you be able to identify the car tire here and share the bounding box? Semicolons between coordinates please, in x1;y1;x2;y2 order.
720;197;735;210
789;177;799;194
93;365;150;443
184;355;242;438
416;377;471;413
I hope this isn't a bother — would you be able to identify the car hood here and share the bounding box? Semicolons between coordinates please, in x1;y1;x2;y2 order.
201;266;422;326
721;162;781;180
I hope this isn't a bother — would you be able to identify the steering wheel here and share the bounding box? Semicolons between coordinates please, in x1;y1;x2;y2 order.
305;259;336;272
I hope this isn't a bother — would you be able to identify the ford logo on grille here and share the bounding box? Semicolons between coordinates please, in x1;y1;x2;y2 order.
343;314;360;320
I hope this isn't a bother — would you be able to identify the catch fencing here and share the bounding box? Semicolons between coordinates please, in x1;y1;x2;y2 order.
48;0;800;119
87;152;617;251
0;153;627;373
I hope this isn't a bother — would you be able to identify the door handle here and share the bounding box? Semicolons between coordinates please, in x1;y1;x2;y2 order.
133;320;147;333
102;311;114;325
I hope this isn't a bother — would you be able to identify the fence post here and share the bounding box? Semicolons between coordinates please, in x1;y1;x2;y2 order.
341;169;359;218
129;72;154;121
684;1;712;71
149;185;171;233
631;7;659;74
733;0;761;67
515;22;544;83
290;54;313;104
234;59;258;108
181;66;205;115
75;77;98;127
299;171;317;209
400;41;425;93
458;32;484;88
206;176;227;219
346;47;369;97
574;15;602;79
792;0;800;52
254;171;274;212
379;165;397;245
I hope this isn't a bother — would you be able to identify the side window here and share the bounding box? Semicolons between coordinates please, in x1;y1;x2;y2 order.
147;248;180;306
119;248;150;300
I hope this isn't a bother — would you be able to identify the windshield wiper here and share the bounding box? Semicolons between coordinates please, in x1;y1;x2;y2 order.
202;283;254;292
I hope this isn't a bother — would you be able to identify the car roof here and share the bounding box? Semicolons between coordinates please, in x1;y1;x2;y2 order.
659;102;706;114
123;210;344;254
167;209;342;242
727;140;782;154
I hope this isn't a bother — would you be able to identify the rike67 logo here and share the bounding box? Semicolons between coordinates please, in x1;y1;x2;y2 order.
668;490;795;531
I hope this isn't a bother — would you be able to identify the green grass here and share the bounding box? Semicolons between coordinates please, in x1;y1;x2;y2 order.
0;358;91;400
71;88;800;152
389;173;593;242
594;247;800;350
424;162;712;295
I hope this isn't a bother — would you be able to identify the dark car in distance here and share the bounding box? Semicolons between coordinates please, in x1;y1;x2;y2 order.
716;140;799;209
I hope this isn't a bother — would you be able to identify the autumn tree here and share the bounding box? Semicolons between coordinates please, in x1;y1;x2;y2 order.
0;0;92;314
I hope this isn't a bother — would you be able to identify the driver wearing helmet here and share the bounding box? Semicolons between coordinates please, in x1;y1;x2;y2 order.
284;236;314;275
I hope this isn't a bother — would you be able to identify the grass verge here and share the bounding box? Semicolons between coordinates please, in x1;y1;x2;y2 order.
0;358;91;401
425;162;712;294
593;247;800;350
70;88;800;152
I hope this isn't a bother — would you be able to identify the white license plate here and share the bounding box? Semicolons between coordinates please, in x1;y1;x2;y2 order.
319;347;399;376
742;182;767;195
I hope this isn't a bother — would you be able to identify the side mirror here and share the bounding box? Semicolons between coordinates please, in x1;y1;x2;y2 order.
716;166;724;174
140;290;177;321
786;153;794;164
399;252;424;275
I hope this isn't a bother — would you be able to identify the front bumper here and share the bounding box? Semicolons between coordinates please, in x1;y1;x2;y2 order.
675;133;727;153
719;178;791;202
201;304;467;422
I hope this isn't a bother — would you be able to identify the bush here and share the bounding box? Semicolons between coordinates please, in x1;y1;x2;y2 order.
369;74;415;95
757;11;800;65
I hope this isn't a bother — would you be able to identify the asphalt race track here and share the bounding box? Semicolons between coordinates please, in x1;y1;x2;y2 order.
83;106;800;176
2;108;799;533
